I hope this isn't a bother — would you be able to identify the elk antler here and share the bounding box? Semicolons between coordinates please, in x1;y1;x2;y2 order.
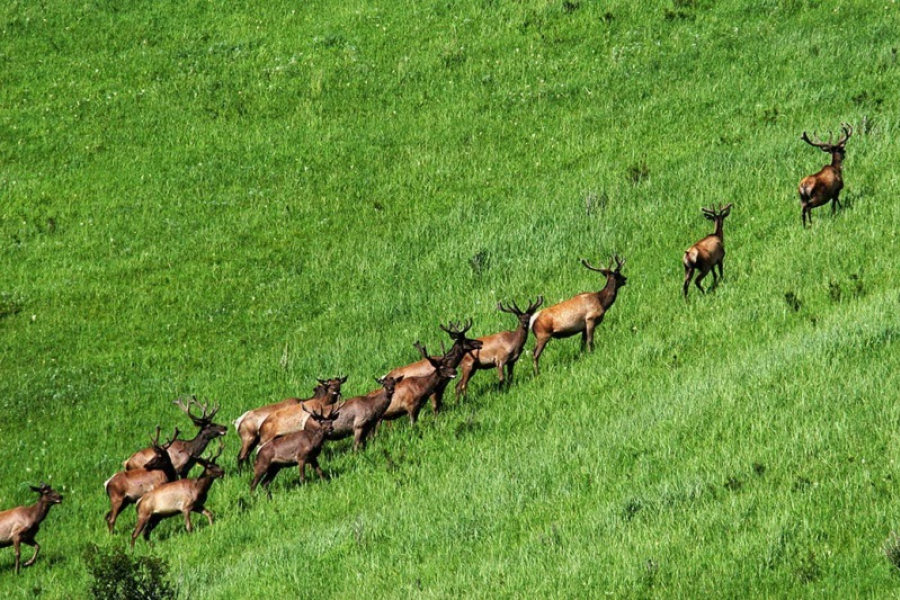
440;320;473;337
174;396;219;425
527;296;545;313
801;130;833;149
835;122;853;146
497;301;518;315
580;258;605;272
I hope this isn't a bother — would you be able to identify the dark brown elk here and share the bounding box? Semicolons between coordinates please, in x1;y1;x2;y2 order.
327;376;403;451
386;321;482;413
799;123;852;227
455;297;544;400
255;377;344;449
531;255;627;376
682;204;733;298
381;344;457;425
250;405;340;495
0;483;63;574
105;427;179;533
234;376;346;469
125;397;226;478
131;442;225;548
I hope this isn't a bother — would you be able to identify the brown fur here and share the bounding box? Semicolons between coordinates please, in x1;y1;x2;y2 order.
683;204;732;298
798;123;852;227
382;346;457;425
0;484;62;574
327;376;402;451
233;377;345;468
455;298;543;400
530;256;627;376
255;378;344;450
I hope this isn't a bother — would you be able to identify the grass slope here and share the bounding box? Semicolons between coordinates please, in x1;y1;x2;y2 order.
2;0;900;596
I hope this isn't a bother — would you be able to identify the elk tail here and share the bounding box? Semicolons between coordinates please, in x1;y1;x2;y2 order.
529;311;542;332
233;411;250;432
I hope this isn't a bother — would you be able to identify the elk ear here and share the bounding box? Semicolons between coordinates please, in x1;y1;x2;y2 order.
394;375;404;383
30;484;42;493
721;203;733;217
338;375;348;384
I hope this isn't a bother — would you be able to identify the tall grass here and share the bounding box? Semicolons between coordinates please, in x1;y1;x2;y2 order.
2;0;899;596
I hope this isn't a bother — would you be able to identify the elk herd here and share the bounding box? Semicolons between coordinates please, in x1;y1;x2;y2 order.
1;124;856;573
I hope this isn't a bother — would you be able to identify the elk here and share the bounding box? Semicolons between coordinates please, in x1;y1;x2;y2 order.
682;204;733;298
381;344;457;425
531;255;627;376
255;377;345;450
125;397;226;478
455;297;544;400
0;483;63;574
131;441;225;549
327;376;403;451
250;405;340;495
234;376;346;469
799;123;853;227
105;427;180;534
386;320;482;413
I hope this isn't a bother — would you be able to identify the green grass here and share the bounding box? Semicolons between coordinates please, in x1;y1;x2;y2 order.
2;0;900;596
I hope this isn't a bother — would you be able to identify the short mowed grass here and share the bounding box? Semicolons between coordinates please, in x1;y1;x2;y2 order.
2;0;900;596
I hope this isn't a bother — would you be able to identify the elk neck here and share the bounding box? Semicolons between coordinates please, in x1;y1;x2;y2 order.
599;274;621;310
830;150;844;172
713;217;725;241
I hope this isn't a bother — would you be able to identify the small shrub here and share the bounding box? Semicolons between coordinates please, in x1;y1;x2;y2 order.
627;161;649;184
724;476;743;492
753;462;766;477
83;543;175;600
828;280;842;303
469;249;491;277
784;291;802;312
795;550;821;583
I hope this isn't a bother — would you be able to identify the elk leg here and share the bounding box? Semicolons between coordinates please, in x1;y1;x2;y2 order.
717;260;724;281
455;363;474;401
683;266;694;298
310;457;325;480
201;508;214;527
297;460;307;484
22;540;39;568
430;390;442;414
106;501;123;534
505;362;515;387
353;426;369;452
694;270;707;293
13;539;20;574
408;405;421;426
532;336;549;376
183;510;193;533
585;320;598;352
131;517;147;549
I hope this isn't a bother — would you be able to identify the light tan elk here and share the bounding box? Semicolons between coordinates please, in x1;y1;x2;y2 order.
382;344;457;425
531;255;627;376
0;483;62;574
455;297;544;400
255;377;345;450
105;427;179;533
327;376;403;451
125;397;226;477
386;321;482;413
131;442;225;549
234;376;346;469
682;204;733;298
799;123;852;227
250;405;340;494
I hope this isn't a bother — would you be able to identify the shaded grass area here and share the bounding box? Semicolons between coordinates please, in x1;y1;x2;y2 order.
1;0;900;596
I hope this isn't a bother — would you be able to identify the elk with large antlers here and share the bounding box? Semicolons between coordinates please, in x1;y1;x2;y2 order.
255;377;345;450
386;321;482;413
455;297;544;401
799;123;852;227
530;255;627;376
327;376;403;451
105;427;180;533
131;441;225;548
381;344;457;425
125;397;226;478
0;483;62;574
250;405;340;495
683;204;733;298
234;376;346;469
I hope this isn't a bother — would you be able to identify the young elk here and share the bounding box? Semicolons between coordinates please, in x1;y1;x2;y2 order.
234;376;346;469
386;321;482;413
255;377;345;449
683;204;733;298
328;376;403;451
105;427;179;534
381;344;457;426
455;297;544;401
531;255;627;376
0;483;63;574
131;442;225;549
125;397;226;478
799;123;853;227
250;405;340;495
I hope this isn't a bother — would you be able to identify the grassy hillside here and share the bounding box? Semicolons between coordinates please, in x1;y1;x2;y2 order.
2;0;900;596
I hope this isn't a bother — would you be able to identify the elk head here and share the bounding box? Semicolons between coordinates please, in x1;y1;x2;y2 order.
440;320;484;357
30;482;63;505
315;376;347;405
195;439;226;479
174;396;228;438
376;375;404;395
581;254;628;288
143;426;180;472
302;403;340;436
498;296;544;328
801;123;852;160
